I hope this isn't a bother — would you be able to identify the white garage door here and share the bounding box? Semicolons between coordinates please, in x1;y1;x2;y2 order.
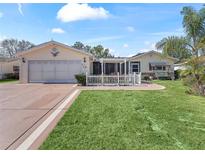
28;60;83;83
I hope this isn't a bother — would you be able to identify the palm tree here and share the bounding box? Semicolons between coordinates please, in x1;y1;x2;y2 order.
155;36;191;60
181;6;205;57
181;56;205;95
180;6;205;95
156;6;205;95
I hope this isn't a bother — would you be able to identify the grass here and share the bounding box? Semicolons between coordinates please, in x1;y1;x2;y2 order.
40;80;205;150
0;79;18;83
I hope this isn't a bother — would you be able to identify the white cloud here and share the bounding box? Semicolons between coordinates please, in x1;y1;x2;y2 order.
127;26;135;32
139;48;152;53
18;3;24;16
109;48;120;57
57;3;109;22
139;42;156;53
150;28;184;36
0;35;7;41
144;41;150;45
0;12;3;18
150;43;156;49
128;53;135;57
175;27;184;33
51;28;65;34
123;43;128;48
84;35;123;43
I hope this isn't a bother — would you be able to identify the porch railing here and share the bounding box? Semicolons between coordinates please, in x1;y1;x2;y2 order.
86;72;141;86
153;71;175;79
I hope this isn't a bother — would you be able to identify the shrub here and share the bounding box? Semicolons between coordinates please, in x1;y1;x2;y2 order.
174;70;182;80
143;76;151;80
158;76;171;80
75;74;86;86
180;58;205;96
3;73;19;80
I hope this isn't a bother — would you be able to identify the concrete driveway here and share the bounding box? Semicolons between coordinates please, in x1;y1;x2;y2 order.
0;83;77;149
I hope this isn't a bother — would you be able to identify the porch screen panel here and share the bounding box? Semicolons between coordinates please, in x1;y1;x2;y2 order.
93;62;101;75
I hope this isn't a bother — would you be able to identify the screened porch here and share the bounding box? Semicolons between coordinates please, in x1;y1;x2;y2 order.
92;58;140;75
86;58;141;86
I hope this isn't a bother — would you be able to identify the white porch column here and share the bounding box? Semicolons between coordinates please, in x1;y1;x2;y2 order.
133;72;136;85
119;63;121;75
115;63;118;75
101;59;104;75
128;61;130;75
128;61;131;85
139;72;141;84
124;59;127;75
104;63;105;75
117;72;119;86
101;59;104;85
86;72;88;86
124;59;127;85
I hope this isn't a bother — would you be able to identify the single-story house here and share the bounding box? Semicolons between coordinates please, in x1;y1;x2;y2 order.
174;56;205;71
174;62;188;71
0;57;20;79
17;40;178;83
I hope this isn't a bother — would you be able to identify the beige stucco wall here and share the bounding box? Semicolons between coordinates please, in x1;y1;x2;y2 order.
0;60;20;79
19;44;91;83
129;52;175;73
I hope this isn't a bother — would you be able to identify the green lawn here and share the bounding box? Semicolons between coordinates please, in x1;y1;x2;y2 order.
40;80;205;150
0;79;18;83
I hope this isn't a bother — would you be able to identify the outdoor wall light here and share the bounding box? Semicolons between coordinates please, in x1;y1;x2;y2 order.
22;57;26;63
84;57;86;63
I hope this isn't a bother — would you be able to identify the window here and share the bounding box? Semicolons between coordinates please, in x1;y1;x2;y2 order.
132;63;139;73
156;66;163;70
152;65;166;71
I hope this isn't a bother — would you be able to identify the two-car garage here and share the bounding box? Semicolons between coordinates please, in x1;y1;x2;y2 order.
28;60;83;83
18;41;92;83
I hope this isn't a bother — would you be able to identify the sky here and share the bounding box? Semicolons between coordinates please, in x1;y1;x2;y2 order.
0;3;204;57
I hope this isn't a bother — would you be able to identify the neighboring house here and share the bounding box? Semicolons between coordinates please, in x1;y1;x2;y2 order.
0;57;20;79
174;62;187;71
174;56;205;71
17;40;178;83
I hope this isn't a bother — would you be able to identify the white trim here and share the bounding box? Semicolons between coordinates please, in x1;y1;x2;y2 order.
129;50;178;62
16;89;79;150
131;62;140;73
16;41;93;57
99;58;127;63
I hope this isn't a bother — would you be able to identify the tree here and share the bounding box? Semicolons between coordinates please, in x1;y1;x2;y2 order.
18;40;34;52
90;45;113;58
72;41;113;58
156;6;205;95
0;39;35;58
156;36;192;60
180;6;205;95
181;6;205;57
181;56;205;95
84;45;92;52
72;41;85;50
